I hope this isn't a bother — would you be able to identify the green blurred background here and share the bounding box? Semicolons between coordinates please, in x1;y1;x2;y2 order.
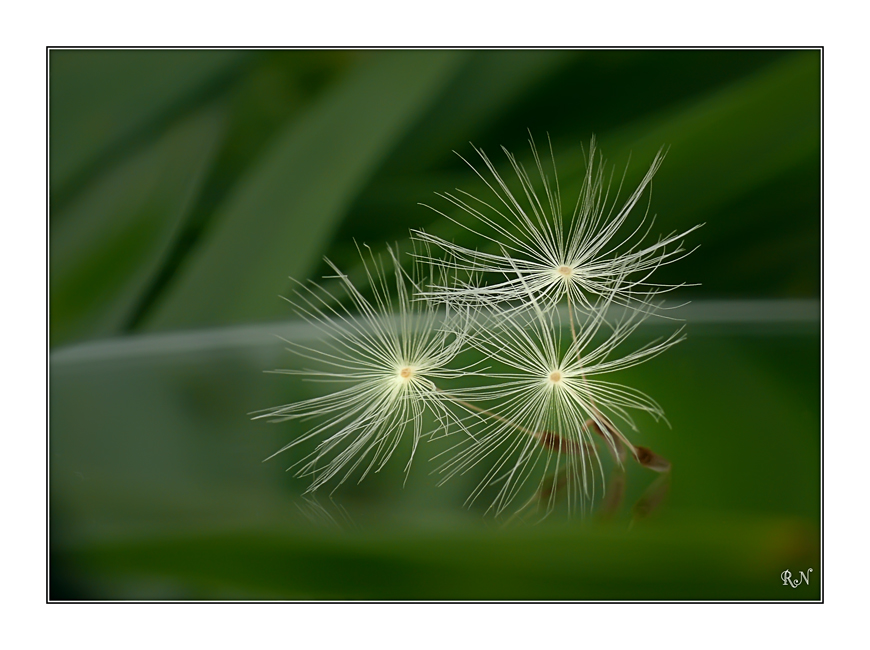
49;49;821;600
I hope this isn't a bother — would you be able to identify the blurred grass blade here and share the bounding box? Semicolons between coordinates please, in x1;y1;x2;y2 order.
317;51;581;251
142;51;468;332
53;514;819;600
385;50;580;172
599;52;820;226
50;104;228;347
49;50;248;204
599;52;821;297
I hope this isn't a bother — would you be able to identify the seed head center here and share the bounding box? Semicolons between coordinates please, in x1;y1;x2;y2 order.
556;265;573;278
549;370;563;383
399;366;414;380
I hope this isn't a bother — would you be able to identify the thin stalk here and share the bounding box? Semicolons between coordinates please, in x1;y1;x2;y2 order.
439;390;537;437
436;387;591;454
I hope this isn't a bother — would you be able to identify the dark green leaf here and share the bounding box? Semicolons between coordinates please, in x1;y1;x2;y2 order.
50;104;227;346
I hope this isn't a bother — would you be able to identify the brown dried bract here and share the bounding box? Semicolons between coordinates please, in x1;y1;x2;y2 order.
633;445;671;472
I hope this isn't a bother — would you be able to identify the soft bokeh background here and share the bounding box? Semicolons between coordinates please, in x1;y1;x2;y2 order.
49;49;821;600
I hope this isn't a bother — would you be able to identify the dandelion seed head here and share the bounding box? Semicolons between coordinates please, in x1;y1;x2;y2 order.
436;290;685;517
412;133;702;315
254;243;478;493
